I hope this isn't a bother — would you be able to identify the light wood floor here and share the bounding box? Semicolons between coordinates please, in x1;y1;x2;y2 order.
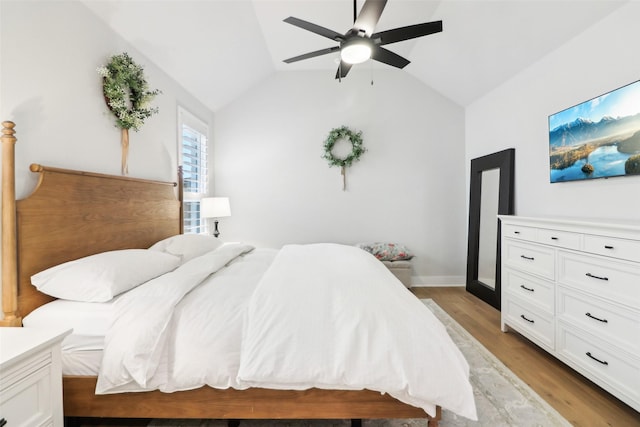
70;287;639;427
413;287;639;427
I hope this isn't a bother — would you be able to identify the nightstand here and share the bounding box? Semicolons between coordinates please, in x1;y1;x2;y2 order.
0;327;71;427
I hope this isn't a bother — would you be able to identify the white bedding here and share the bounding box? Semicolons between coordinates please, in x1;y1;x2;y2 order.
94;242;477;420
24;297;113;375
23;297;117;351
62;350;103;376
237;244;476;420
23;298;117;336
96;243;271;392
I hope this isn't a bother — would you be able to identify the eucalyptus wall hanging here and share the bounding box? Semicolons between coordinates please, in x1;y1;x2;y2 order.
97;52;161;175
322;126;366;191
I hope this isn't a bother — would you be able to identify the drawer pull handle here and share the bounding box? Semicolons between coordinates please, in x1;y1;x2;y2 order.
520;314;534;323
520;255;535;261
514;231;520;234
585;312;608;323
586;352;608;366
585;272;609;281
520;285;535;292
551;237;558;240
604;245;614;249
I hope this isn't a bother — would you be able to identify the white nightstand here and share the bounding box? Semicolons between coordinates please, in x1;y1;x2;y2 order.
0;327;71;427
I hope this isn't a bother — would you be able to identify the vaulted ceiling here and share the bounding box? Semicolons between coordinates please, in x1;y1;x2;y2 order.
82;0;627;112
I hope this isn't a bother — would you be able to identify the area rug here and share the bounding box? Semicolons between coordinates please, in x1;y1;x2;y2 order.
149;299;570;427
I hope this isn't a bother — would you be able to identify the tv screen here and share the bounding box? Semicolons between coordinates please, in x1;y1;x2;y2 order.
549;80;640;183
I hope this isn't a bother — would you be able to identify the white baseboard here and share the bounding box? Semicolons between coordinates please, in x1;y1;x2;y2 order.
410;275;465;287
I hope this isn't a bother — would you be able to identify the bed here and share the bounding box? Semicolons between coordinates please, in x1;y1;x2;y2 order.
0;121;475;426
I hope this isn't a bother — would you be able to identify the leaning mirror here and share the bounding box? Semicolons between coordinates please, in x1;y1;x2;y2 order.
477;168;500;289
466;148;515;310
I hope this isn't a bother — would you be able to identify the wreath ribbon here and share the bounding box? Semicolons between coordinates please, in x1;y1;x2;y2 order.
121;128;129;175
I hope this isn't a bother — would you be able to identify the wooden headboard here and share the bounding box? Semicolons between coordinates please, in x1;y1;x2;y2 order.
1;121;182;325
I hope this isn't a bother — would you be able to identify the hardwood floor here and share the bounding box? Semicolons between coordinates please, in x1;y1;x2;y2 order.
413;286;639;427
68;287;639;427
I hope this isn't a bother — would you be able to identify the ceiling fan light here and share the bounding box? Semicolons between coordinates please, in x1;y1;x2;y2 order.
340;40;372;64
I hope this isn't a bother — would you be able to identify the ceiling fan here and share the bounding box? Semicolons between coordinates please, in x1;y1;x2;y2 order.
282;0;443;80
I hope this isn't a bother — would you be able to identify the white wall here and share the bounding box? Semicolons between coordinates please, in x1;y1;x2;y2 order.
466;2;640;221
213;69;467;284
0;1;213;197
6;1;632;300
0;1;213;316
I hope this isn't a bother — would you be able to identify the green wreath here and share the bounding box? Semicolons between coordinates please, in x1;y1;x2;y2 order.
97;52;161;131
322;126;366;168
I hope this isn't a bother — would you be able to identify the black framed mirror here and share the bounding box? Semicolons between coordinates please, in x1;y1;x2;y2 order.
466;148;515;310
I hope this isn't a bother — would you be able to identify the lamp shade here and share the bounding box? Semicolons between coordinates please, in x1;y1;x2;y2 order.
201;197;231;218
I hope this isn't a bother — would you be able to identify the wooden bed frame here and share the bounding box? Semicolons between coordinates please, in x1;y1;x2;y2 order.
0;121;440;426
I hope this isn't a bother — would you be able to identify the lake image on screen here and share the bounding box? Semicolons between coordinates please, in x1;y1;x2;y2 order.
549;80;640;183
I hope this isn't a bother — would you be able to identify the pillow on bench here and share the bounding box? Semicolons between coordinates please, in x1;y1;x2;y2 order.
355;242;414;261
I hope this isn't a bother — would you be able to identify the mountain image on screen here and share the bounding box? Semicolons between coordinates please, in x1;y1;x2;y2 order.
549;114;640;148
548;81;640;183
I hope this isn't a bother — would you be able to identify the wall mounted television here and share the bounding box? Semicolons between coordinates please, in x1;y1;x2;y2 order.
549;80;640;183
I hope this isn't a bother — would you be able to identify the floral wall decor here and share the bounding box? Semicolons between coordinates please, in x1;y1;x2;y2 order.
322;126;366;190
97;52;161;175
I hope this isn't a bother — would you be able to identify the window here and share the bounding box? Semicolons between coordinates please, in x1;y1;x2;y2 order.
178;107;209;234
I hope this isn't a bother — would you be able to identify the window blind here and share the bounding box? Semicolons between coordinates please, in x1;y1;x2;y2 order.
182;125;208;194
178;108;209;234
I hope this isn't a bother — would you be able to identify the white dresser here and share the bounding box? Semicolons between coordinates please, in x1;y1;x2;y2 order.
499;216;640;412
0;328;71;427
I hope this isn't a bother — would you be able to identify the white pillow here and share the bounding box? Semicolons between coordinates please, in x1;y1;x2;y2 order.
31;249;181;302
149;233;223;263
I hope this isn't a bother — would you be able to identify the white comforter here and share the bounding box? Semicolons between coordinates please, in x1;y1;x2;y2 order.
96;243;477;420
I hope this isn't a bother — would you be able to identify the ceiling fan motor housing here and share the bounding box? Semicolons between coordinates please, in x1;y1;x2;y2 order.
340;36;374;64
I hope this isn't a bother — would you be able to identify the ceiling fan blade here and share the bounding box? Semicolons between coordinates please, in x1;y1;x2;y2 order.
371;46;410;69
353;0;388;36
283;46;340;64
335;61;354;79
284;16;344;41
372;21;443;46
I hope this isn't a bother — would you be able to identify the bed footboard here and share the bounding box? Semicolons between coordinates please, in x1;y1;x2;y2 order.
63;377;439;424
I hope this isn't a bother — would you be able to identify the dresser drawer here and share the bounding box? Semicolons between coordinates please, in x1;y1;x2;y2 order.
503;241;555;280
537;229;581;250
503;268;554;313
556;324;639;407
558;251;640;307
557;287;639;354
502;224;537;241
503;297;554;350
584;234;640;263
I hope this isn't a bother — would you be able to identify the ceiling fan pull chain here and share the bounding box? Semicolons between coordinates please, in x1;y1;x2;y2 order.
370;59;374;85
